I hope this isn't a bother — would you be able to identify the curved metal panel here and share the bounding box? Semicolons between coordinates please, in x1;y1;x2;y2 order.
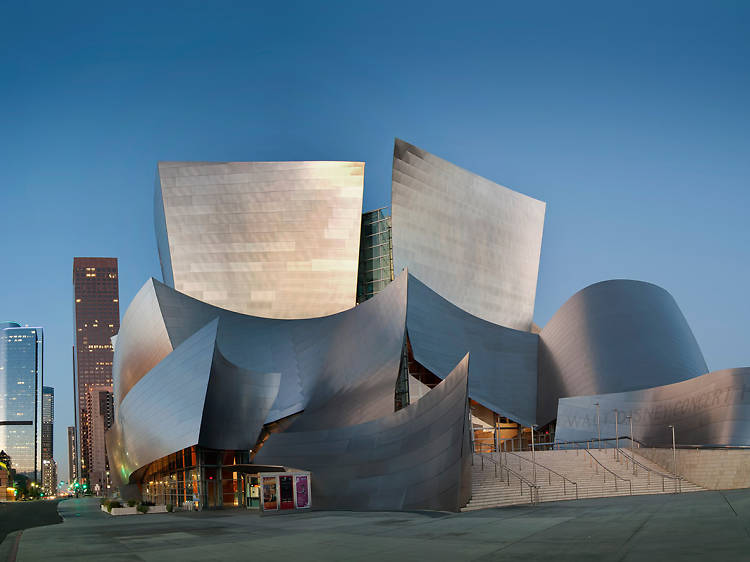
254;354;472;511
555;368;750;447
538;280;709;424
391;139;546;331
112;279;173;405
155;160;364;319
109;319;219;485
407;274;538;426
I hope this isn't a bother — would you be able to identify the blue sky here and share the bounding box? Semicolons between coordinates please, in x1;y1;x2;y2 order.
1;1;748;481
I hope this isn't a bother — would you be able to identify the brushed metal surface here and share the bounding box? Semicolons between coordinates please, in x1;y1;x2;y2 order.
155;160;364;319
555;368;750;447
538;280;708;424
407;273;538;426
254;354;472;511
391;139;545;331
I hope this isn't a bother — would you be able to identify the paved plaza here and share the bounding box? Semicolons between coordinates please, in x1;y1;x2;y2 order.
5;491;750;561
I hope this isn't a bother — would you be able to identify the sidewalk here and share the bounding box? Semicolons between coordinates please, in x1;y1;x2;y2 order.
16;491;750;561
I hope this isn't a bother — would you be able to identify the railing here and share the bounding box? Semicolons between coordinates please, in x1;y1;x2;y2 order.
473;452;539;505
580;445;632;495
503;451;578;500
616;448;682;493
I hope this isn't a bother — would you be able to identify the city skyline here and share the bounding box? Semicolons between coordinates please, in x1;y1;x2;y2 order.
1;1;749;484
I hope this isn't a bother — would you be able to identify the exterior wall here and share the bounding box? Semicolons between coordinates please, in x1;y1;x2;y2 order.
42;459;57;496
87;386;112;490
356;207;393;303
392;139;545;331
0;324;43;480
67;425;77;482
73;257;119;482
637;448;750;490
254;354;472;511
539;280;708;424
555;368;750;448
155;161;364;320
407;274;539;426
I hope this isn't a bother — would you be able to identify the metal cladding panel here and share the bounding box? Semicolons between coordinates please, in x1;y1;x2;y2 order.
155;161;364;319
254;354;472;511
391;139;545;331
149;272;407;426
407;274;538;426
555;368;750;447
538;280;709;425
112;279;173;405
108;319;219;485
199;346;281;451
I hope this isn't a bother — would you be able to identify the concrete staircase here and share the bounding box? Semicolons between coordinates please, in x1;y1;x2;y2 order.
461;447;705;512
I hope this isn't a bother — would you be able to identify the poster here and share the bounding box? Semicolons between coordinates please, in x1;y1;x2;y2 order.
262;476;278;510
295;475;309;508
279;475;294;509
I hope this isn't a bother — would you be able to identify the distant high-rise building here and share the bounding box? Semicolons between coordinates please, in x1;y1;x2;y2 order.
0;322;44;481
41;386;55;494
86;385;113;492
67;425;77;482
73;257;119;483
356;208;394;303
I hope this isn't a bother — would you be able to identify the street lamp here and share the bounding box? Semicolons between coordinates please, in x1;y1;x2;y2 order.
614;408;619;461
626;414;634;474
594;402;601;450
668;425;677;478
531;424;538;484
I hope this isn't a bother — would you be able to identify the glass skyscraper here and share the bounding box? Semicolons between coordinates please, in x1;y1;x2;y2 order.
0;321;44;481
356;208;394;303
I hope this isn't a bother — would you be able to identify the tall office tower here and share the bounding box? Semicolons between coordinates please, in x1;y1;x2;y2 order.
41;386;54;494
67;425;77;482
73;257;119;482
86;385;113;492
0;322;44;481
356;208;394;304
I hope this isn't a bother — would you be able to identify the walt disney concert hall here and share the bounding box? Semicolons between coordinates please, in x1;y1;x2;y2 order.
107;139;750;512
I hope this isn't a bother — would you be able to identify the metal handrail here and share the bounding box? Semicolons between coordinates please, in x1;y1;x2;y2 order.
583;447;632;495
503;451;579;499
473;452;539;505
616;448;682;493
554;436;750;451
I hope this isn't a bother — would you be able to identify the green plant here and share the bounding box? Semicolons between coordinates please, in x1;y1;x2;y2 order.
166;503;173;512
108;500;122;513
127;499;137;507
137;504;149;514
100;498;109;506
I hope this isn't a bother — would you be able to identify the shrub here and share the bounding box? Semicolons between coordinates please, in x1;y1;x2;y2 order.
141;500;155;506
127;499;137;507
100;498;109;507
166;503;173;512
108;500;122;512
137;504;149;514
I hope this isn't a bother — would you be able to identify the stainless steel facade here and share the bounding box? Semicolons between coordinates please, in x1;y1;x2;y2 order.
392;139;546;331
555;368;750;447
254;354;472;511
538;280;709;425
155;161;365;320
407;274;539;427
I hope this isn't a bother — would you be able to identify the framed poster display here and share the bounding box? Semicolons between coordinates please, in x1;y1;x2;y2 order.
279;475;295;509
262;476;278;511
294;474;309;509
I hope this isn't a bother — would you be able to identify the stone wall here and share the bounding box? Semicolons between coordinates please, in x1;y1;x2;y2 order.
637;448;750;490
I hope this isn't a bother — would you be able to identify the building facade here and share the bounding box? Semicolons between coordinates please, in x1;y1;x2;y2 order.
106;140;748;512
356;207;394;303
0;322;44;480
41;386;55;494
67;425;77;483
73;257;119;483
86;385;113;492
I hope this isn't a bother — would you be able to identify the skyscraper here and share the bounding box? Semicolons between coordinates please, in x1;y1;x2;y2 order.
86;385;113;492
0;322;44;481
67;425;77;483
42;386;55;495
73;257;119;483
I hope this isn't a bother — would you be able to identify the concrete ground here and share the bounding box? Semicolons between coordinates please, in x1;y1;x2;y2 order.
10;491;750;561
